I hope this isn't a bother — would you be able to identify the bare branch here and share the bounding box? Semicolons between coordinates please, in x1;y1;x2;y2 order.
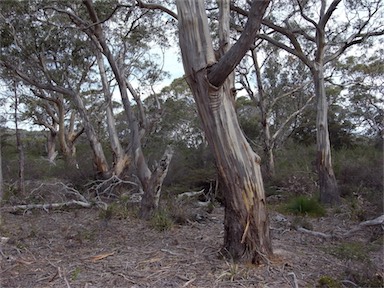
207;0;271;87
325;30;384;64
260;20;313;68
136;0;178;20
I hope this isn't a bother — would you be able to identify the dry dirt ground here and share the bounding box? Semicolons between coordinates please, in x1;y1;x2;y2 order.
0;200;383;288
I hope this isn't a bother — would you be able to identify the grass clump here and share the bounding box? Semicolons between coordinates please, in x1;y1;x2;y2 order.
150;209;173;232
330;242;369;262
317;275;342;288
285;196;326;217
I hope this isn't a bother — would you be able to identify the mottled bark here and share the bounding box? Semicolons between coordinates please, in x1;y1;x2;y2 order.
177;0;272;263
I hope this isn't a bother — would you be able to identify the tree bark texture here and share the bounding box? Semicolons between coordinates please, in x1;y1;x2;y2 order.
139;145;174;219
313;66;340;204
177;0;272;263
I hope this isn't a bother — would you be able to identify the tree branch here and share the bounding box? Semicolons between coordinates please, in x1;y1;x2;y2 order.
207;0;271;87
136;0;178;20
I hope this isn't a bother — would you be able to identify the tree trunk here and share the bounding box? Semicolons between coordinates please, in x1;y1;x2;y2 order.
46;129;58;164
83;0;173;213
139;145;174;219
14;85;25;195
0;130;3;202
96;51;129;176
251;48;275;177
72;92;110;178
177;0;272;264
313;66;340;205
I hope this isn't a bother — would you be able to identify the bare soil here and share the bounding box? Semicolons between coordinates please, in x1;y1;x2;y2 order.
1;200;383;288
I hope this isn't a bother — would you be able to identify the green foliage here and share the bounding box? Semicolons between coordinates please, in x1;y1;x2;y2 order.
317;275;342;288
150;209;173;232
285;196;326;217
330;242;369;262
70;267;81;281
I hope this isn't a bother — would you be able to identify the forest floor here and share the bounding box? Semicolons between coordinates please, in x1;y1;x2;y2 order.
0;194;383;288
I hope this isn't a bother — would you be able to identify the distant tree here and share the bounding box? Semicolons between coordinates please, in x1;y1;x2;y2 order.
256;0;384;204
337;50;384;144
238;44;314;177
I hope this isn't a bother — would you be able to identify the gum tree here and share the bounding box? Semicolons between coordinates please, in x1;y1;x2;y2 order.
175;0;272;263
255;0;384;204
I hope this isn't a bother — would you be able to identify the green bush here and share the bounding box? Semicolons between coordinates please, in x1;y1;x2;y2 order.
285;196;326;217
150;209;174;231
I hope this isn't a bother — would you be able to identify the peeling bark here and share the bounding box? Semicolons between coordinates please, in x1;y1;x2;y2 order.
177;0;272;263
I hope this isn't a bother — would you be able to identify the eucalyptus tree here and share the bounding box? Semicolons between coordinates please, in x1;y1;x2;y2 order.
43;0;174;217
253;0;384;204
238;42;314;177
174;0;272;263
23;89;84;165
337;49;384;142
135;0;272;263
0;1;111;176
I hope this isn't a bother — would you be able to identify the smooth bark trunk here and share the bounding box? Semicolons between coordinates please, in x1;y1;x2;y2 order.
251;48;275;177
177;0;272;263
313;66;340;204
83;0;173;214
96;51;129;176
72;92;110;178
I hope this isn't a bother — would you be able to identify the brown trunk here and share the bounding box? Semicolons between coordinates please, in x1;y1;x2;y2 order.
177;0;272;263
313;66;340;205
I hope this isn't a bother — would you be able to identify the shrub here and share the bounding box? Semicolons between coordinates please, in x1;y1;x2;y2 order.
285;196;326;217
150;209;173;231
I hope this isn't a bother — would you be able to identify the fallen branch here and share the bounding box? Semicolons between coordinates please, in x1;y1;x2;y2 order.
297;227;333;239
344;214;384;237
360;214;384;227
177;189;205;201
298;215;384;239
85;175;138;199
2;200;92;213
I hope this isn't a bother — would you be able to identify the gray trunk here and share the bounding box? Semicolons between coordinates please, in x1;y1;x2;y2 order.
313;66;340;204
72;92;110;178
177;0;272;263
